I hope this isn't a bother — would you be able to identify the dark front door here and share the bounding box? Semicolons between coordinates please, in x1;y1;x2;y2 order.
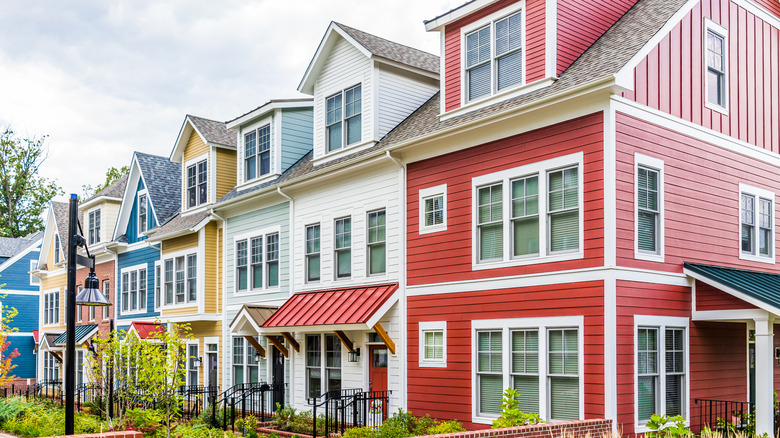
369;345;388;393
208;352;218;389
749;342;756;404
272;346;285;408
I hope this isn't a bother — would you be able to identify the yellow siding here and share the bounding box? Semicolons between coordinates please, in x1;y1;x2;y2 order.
217;227;223;314
161;305;199;317
183;131;209;163
204;222;218;314
41;272;67;332
215;148;237;200
187;321;222;386
162;233;198;255
47;232;60;268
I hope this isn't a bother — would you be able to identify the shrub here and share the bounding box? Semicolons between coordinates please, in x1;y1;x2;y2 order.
426;420;465;435
126;407;165;438
343;427;377;438
173;424;242;438
0;396;31;423
343;409;465;438
491;388;544;428
646;414;693;438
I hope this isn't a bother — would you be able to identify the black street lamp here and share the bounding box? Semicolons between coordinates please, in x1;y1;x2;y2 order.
65;193;112;435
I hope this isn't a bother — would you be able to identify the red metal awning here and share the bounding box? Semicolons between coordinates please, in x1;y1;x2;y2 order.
129;321;165;339
262;283;398;329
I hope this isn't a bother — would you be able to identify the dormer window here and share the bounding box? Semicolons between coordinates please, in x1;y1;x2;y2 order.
465;10;523;102
187;159;208;208
326;84;362;151
138;193;147;234
244;125;271;181
88;209;101;245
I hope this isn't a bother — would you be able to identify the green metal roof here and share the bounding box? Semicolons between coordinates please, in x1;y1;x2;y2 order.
683;262;780;313
53;324;99;346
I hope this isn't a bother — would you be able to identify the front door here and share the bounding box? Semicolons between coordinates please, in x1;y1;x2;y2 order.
207;352;218;389
272;346;285;408
369;345;388;393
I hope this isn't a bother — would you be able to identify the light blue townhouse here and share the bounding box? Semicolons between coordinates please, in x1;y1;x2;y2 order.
215;98;313;393
108;152;181;331
0;233;43;385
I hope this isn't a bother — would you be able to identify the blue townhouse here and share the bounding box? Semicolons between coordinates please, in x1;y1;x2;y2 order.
108;152;181;331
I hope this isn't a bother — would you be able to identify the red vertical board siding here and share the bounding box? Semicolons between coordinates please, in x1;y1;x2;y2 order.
623;0;780;152
556;0;638;74
406;113;604;286
615;112;780;274
443;0;547;112
407;281;604;429
751;0;780;16
695;281;758;311
616;281;691;435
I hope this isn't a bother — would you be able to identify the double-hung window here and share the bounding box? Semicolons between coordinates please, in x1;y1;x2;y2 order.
465;10;523;102
334;217;351;279
138;193;148;234
175;256;185;303
164;259;173;305
244;125;271;181
232;337;244;385
473;317;582;424
155;263;161;310
266;233;279;287
162;253;197;305
326;85;362;151
635;316;688;429
187;160;208;208
705;21;728;110
54;234;60;264
305;224;321;282
474;154;582;267
187;254;197;302
635;155;665;260
306;334;341;398
88;209;101;245
367;210;386;275
44;290;60;325
235;230;280;292
740;184;774;262
122;266;147;312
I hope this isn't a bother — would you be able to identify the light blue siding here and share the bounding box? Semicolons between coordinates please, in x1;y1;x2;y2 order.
7;336;36;378
281;108;313;172
116;245;159;321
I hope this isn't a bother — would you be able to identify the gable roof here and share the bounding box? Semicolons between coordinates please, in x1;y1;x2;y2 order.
136;152;181;224
170;115;237;163
128;321;165;339
0;232;42;273
299;21;439;94
51;200;82;264
0;236;38;259
684;262;780;316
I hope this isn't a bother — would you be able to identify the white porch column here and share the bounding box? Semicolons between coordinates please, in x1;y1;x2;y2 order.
754;315;775;436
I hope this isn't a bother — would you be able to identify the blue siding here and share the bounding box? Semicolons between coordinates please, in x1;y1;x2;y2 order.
7;336;36;378
116;245;160;320
4;295;39;332
126;178;151;244
0;247;41;293
281;108;313;172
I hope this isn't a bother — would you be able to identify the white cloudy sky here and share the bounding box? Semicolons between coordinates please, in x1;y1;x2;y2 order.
0;0;460;197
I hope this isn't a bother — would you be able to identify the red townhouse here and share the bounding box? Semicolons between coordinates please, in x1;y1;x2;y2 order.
370;0;780;435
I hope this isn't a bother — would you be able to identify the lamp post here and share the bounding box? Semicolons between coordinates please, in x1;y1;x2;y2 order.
65;194;112;435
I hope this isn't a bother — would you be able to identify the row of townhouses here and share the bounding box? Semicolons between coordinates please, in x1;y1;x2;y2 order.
14;0;780;434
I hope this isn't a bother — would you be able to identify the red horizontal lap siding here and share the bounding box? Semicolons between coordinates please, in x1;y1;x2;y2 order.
556;0;637;74
407;281;605;429
622;0;780;152
695;281;758;311
407;112;604;285
751;0;780;18
615;281;692;435
443;0;547;111
615;112;780;274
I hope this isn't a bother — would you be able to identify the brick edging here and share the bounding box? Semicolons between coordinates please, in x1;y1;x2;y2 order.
414;419;613;438
41;431;143;438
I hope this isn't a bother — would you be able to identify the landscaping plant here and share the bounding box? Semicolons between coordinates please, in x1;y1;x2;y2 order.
491;388;544;428
645;414;693;438
341;409;464;438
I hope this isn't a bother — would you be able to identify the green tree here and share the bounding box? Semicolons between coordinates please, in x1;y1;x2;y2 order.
81;165;130;199
0;127;62;238
88;328;139;426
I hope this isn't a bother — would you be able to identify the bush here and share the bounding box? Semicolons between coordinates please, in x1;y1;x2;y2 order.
646;414;693;438
0;396;31;423
426;420;465;435
342;409;465;438
491;388;544;428
271;403;325;436
126;407;165;438
173;424;242;438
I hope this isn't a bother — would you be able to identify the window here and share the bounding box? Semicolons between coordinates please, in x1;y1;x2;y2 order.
473;154;583;268
306;334;341;398
473;317;582;424
121;266;147;312
164;259;173;305
739;184;774;263
306;224;321;282
162;253;197;306
43;351;60;383
235;229;279;293
76;350;85;387
465;10;523;102
326;85;362;151
367;210;386;275
175;256;185;304
138;193;148;234
30;260;40;286
705;21;728;110
186;159;208;208
101;279;109;321
232;337;244;385
88;209;101;245
419;321;446;367
89;303;95;321
76;286;83;322
420;184;447;234
155;263;161;310
54;234;60;264
244;125;271;181
44;290;60;325
635;155;665;260
187;255;197;302
187;344;199;387
334;217;351;279
635;316;688;429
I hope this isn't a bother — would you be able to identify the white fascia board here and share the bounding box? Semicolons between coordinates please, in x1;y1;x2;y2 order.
424;0;496;31
366;291;399;329
226;99;314;129
169;117;194;162
260;323;370;334
79;195;122;210
0;239;41;274
684;268;780;317
299;23;372;95
113;156;143;241
373;57;439;81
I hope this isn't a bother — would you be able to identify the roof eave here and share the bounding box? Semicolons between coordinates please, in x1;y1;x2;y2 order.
424;0;496;31
226;99;315;129
298;22;372;95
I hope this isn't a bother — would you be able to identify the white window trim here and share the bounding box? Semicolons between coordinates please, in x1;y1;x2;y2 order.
471;152;584;270
154;260;162;312
87;206;102;245
306;333;342;398
120;263;148;315
634;154;665;262
240;115;276;186
233;225;282;296
471;315;584;425
137;189;149;236
334;216;352;280
43;288;60;327
366;208;388;278
305;222;322;284
419;184;448;234
183;153;209;211
704;19;729;115
160;247;202;308
738;183;775;264
30;259;40;286
419;321;447;368
460;1;526;107
325;84;363;153
186;341;200;387
633;315;690;433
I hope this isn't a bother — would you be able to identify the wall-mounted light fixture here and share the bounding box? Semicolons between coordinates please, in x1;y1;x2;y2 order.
348;348;361;363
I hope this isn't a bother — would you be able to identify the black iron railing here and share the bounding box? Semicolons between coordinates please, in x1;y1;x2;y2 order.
211;382;284;431
308;389;391;438
693;398;755;434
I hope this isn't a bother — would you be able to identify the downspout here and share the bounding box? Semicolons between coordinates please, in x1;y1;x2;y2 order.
384;150;407;409
209;208;227;391
275;186;294;398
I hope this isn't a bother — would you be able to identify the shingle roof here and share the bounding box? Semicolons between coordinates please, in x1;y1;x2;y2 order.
217;151;312;204
0;235;38;258
84;173;128;203
135;152;182;224
51;200;82;263
149;210;211;240
188;115;237;147
334;22;439;74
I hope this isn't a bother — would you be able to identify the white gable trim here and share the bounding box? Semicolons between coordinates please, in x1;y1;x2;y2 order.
733;0;780;30
0;239;42;274
299;22;372;95
424;0;497;31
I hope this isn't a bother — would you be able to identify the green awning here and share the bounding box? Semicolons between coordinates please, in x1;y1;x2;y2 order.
684;262;780;314
53;324;99;346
